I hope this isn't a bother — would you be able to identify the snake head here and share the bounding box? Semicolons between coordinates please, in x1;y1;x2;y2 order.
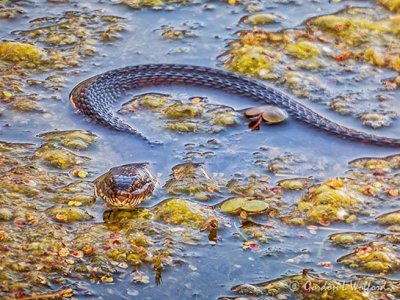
94;163;157;208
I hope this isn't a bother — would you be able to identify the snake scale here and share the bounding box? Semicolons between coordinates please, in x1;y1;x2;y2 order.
70;64;400;147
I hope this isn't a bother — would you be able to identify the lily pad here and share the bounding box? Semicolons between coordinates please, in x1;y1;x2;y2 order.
220;197;247;213
241;200;269;213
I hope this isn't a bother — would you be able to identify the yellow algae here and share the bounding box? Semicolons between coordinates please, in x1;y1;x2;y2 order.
224;45;276;76
283;178;362;225
166;121;198;132
46;206;94;223
154;198;211;228
34;143;90;169
285;41;320;59
0;41;46;67
240;13;278;26
363;48;386;67
378;0;400;12
338;242;400;273
37;130;97;151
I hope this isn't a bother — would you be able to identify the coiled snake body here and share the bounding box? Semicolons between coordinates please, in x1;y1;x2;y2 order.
71;64;400;207
70;64;400;147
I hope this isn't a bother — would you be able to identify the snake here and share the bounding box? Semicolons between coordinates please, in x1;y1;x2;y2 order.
94;163;157;208
71;64;400;207
70;64;400;147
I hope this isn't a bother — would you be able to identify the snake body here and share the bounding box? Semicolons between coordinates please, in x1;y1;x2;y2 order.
70;64;400;147
72;64;400;207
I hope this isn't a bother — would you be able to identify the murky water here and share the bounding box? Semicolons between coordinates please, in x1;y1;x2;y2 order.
1;0;400;299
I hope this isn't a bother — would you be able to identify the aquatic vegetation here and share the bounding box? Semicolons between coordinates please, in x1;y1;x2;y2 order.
46;205;94;223
285;41;320;59
54;181;96;206
17;11;125;69
378;0;400;12
37;130;97;150
161;26;197;40
376;210;400;225
118;93;240;135
154;198;215;228
222;271;400;299
220;197;268;214
338;242;400;273
254;148;318;175
0;9;126;123
244;105;288;130
163;162;220;201
238;223;283;244
359;112;397;128
227;174;273;198
0;5;24;19
329;232;370;246
119;0;180;9
239;13;279;26
3;1;400;298
34;143;90;169
0;41;46;67
281;178;362;225
224;175;281;219
220;7;400;127
222;44;278;77
277;177;311;190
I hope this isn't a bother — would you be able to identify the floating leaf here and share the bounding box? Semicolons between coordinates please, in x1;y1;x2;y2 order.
241;200;268;213
220;197;247;213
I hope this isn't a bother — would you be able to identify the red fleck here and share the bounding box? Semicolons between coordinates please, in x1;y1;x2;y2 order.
363;186;375;196
318;220;331;227
335;51;350;62
318;261;333;269
334;23;347;31
373;171;386;177
109;233;121;239
112;240;121;246
270;186;282;196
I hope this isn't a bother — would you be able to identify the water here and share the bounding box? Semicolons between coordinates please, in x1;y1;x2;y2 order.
1;0;400;299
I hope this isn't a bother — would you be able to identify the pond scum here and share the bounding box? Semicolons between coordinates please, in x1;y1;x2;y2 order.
1;0;400;299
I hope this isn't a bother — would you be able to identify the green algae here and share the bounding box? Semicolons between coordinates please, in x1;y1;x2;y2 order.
163;163;220;200
154;198;213;228
239;13;278;26
285;41;320;59
0;41;46;67
46;205;94;223
378;0;400;12
37;130;97;151
34;143;90;169
329;232;370;246
227;272;371;299
281;178;362;225
338;242;400;273
118;93;239;135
